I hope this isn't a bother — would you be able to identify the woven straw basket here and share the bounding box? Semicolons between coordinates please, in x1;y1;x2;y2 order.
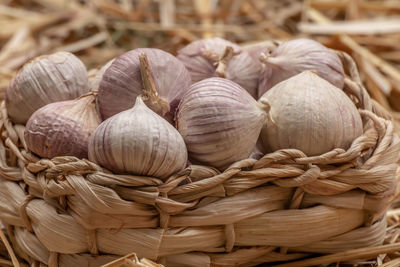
0;51;399;267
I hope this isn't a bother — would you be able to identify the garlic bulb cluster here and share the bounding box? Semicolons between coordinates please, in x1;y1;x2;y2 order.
7;37;366;182
258;38;345;98
177;38;260;98
6;51;89;124
176;77;266;170
25;92;100;159
96;48;191;123
89;97;187;179
259;71;362;156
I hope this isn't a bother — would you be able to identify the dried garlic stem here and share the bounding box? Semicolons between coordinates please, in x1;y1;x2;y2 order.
139;53;170;116
258;99;275;124
215;46;239;78
77;90;98;100
77;92;97;110
259;52;279;67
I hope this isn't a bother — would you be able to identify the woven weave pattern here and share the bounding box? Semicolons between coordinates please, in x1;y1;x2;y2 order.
0;52;398;267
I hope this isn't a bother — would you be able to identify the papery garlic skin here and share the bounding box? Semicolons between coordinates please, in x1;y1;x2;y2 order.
6;52;89;124
97;48;191;123
89;97;187;179
25;93;100;159
259;71;362;156
177;38;260;98
176;77;266;170
258;38;344;98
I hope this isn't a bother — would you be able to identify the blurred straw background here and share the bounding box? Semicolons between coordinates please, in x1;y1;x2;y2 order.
2;0;400;266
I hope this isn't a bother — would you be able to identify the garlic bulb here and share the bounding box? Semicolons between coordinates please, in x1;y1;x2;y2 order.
258;38;344;98
89;59;115;91
177;38;260;98
96;48;191;123
25;92;100;159
89;97;187;179
259;71;362;156
176;77;266;170
6;51;89;124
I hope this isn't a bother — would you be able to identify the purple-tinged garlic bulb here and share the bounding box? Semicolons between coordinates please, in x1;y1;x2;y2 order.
96;48;191;123
259;71;362;156
258;38;345;98
89;97;187;179
25;92;100;159
6;51;89;124
177;38;260;98
176;77;267;170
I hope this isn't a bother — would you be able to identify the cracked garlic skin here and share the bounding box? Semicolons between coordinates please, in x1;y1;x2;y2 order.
97;48;191;123
25;93;100;159
176;77;266;170
6;51;89;124
89;97;187;180
177;37;260;99
258;38;344;98
259;71;363;156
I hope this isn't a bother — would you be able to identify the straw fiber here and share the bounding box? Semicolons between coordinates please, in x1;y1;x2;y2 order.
0;52;398;266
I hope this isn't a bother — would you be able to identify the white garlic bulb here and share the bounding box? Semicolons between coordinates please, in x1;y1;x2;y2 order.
176;77;266;170
89;97;187;179
6;51;89;124
259;71;363;156
258;38;344;98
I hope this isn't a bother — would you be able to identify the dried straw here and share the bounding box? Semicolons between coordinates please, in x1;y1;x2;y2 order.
1;1;400;266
